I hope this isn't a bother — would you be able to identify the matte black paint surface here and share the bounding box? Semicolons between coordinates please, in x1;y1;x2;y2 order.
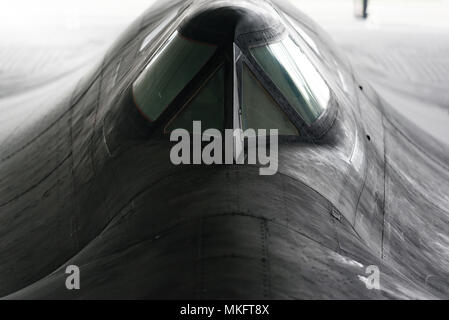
1;0;449;299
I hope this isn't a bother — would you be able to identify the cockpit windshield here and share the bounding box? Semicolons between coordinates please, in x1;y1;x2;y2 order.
165;65;225;132
251;36;330;125
132;31;217;122
130;6;335;139
241;64;299;135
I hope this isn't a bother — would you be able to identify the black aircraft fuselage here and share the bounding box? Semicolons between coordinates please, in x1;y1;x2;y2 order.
1;0;449;299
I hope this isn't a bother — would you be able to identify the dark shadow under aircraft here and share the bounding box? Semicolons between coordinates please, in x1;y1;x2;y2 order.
1;0;449;299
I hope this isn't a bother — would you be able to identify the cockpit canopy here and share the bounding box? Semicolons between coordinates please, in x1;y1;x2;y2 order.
132;1;334;139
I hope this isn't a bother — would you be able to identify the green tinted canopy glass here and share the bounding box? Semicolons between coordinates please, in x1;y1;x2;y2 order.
132;31;216;121
165;66;225;132
251;36;330;125
241;65;299;135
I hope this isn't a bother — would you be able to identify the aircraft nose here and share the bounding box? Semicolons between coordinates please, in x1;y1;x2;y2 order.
88;165;297;299
7;157;381;299
65;163;344;299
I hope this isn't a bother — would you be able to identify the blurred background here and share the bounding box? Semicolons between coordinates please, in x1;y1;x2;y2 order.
1;0;449;144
